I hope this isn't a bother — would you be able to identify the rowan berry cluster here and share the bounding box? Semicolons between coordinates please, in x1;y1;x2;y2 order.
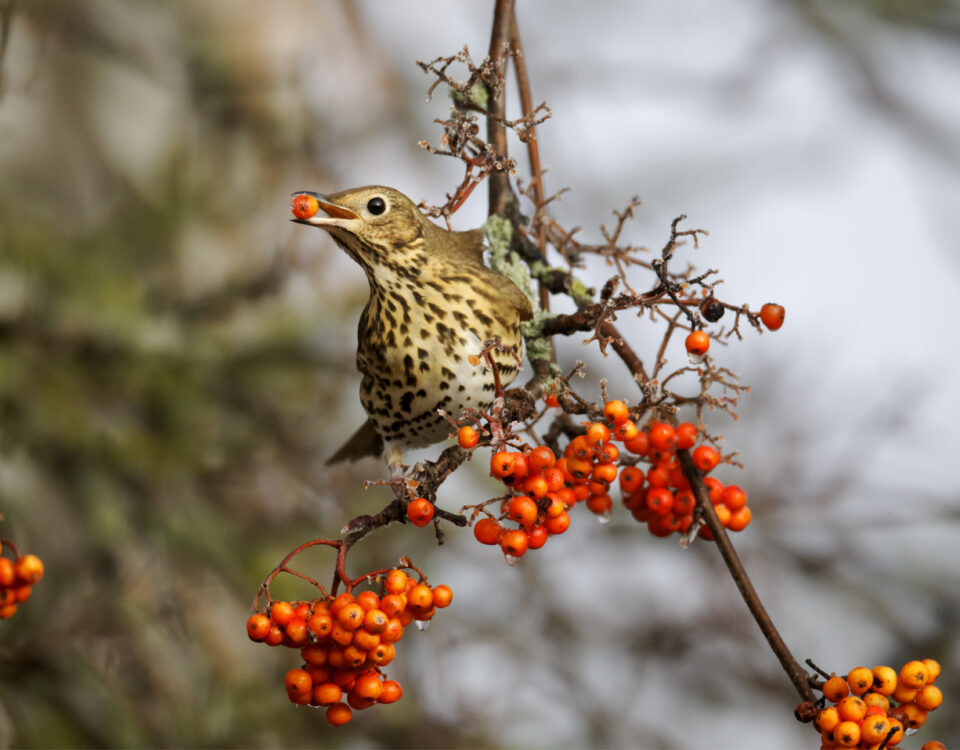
473;444;573;561
246;567;451;726
0;544;43;619
814;659;944;749
466;398;754;560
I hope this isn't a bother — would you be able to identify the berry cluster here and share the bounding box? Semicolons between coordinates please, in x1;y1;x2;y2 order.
473;444;573;561
0;544;43;619
815;659;943;749
246;568;451;726
466;399;752;560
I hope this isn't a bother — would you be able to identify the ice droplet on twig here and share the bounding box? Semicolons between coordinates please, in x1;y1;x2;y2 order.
597;510;612;525
504;554;519;567
415;619;431;631
687;352;705;366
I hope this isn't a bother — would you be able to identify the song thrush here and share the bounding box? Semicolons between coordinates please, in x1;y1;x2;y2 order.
292;186;532;467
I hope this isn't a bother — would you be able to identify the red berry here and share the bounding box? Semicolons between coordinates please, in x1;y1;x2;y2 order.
648;422;676;453
457;425;479;449
473;518;504;545
500;529;529;558
691;445;720;472
603;399;629;424
291;194;320;220
759;303;785;331
675;422;697;450
406;497;435;527
685;330;710;356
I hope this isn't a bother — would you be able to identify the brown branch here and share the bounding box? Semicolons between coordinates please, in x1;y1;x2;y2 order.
486;0;515;219
676;449;817;705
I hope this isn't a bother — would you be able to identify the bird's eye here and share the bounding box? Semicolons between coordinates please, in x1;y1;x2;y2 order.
366;197;386;216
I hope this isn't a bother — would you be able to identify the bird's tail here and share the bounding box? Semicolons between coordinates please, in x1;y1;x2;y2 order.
325;418;384;466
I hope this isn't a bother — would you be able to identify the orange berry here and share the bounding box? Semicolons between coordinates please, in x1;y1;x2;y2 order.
513;491;545;520
721;485;747;511
624;431;651;455
407;583;433;610
510;453;529;480
246;613;271;641
862;692;888;711
363;609;389;633
685;330;710;356
823;676;850;703
585;422;611;445
284;617;309;646
922;658;941;683
899;659;930;688
526;524;548;549
378;679;402;704
343;644;367;667
13;554;43;585
591;462;617;485
380;594;405;617
836;695;867;722
846;667;873;696
760;302;785;331
337;603;365;631
884;718;904;745
355;591;380;611
645;487;674;516
473;517;505;545
858;715;891;745
301;644;328;666
291;193;320;220
499;529;529;558
921;743;947;750
269;601;295;626
294;603;311;620
354;672;384;700
675;422;698;450
703;476;725;503
673;490;695;516
816;706;841;733
649;422;676;453
384;569;409;594
586;494;612;516
325;702;352;726
264;624;284;646
406;497;435;527
522;474;549;499
544;394;560;408
892;682;918;704
568;435;595;461
313;682;342;706
527;445;556;472
544;510;570;535
542;468;565;492
612;419;638;442
713;503;732;527
368;642;396;666
619;466;644;493
457;425;479;449
833;720;860;747
900;703;927;729
308;610;333;638
432;584;453;608
915;684;942;711
0;558;14;587
870;665;897;696
646;465;671;488
331;622;355;647
726;506;752;532
691;445;720;472
490;451;517;479
285;668;313;696
603;399;629;424
596;442;619;464
329;592;355;615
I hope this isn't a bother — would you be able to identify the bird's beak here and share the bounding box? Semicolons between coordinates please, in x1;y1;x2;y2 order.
290;191;361;227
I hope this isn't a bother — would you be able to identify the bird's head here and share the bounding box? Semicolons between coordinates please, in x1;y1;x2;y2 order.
291;186;430;271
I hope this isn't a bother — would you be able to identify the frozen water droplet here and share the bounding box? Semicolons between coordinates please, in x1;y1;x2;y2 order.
687;352;705;366
504;554;519;567
597;510;612;525
415;619;431;631
905;727;918;736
